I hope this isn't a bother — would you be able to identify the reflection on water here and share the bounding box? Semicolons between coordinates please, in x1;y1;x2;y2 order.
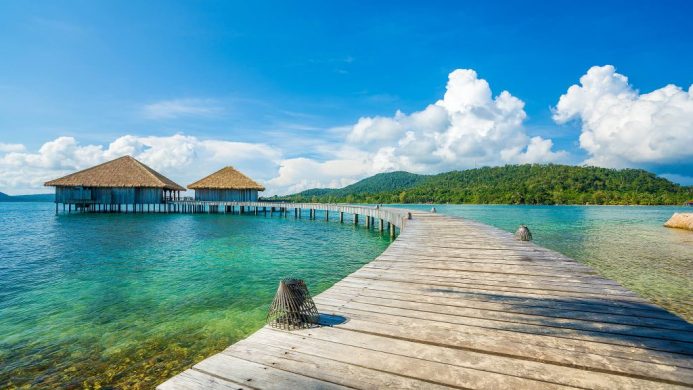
397;204;693;321
0;203;392;389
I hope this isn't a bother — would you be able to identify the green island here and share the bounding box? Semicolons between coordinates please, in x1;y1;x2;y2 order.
270;164;693;205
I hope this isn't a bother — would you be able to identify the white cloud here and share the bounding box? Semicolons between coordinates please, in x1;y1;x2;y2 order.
142;98;223;119
0;135;281;195
349;69;567;171
268;69;567;192
266;156;372;195
553;65;693;167
0;143;26;153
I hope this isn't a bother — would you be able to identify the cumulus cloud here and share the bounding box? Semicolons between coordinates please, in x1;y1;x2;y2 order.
0;135;281;194
268;69;567;191
0;143;26;153
553;65;693;168
355;69;568;170
143;98;223;119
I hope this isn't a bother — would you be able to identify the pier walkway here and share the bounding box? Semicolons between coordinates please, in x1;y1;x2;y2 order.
159;205;693;390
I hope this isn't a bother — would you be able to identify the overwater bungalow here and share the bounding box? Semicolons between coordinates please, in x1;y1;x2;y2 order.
188;166;265;201
45;155;185;212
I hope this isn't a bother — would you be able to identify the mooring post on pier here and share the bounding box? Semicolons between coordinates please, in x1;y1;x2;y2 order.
353;213;358;224
389;222;395;238
366;215;371;228
339;211;344;223
325;210;329;221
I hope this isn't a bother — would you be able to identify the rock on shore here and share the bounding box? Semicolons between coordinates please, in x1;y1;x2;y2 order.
664;213;693;231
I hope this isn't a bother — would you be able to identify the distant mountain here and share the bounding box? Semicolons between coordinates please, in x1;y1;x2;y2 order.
0;192;54;202
271;164;692;205
270;171;427;201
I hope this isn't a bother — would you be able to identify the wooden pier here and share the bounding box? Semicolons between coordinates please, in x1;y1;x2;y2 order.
159;205;693;389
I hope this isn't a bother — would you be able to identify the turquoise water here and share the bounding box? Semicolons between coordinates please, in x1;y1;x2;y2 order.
396;204;693;321
2;203;692;389
0;203;393;389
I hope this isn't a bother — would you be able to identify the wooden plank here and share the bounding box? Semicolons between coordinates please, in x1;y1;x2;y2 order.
264;326;689;389
157;369;252;390
323;284;693;331
353;267;639;297
313;298;693;362
336;278;675;318
312;305;693;369
226;337;454;390
193;353;351;390
330;279;683;322
239;328;579;390
316;291;693;342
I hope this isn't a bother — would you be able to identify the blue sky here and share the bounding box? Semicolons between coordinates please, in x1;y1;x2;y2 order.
0;1;691;194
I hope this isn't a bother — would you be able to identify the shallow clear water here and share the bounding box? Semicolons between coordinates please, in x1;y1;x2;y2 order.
0;203;392;389
396;204;693;321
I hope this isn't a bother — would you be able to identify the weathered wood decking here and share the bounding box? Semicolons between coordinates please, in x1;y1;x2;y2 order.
159;206;693;390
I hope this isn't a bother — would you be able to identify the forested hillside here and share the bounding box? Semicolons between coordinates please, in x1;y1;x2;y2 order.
270;165;692;205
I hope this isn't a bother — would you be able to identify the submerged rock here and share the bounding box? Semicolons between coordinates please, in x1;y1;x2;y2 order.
664;213;693;231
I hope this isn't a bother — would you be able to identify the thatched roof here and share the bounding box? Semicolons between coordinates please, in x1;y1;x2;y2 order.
188;166;265;191
44;155;185;191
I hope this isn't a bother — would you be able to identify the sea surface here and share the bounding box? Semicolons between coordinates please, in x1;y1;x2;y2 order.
1;203;691;389
396;204;692;321
0;203;393;389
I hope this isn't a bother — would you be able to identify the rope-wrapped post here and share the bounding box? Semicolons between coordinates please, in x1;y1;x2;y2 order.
266;278;320;330
515;225;532;241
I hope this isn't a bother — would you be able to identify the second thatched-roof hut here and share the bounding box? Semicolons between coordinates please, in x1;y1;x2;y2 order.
188;167;265;201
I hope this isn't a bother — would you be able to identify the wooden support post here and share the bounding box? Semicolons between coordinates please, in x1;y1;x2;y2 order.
390;223;396;238
366;215;371;228
325;210;329;221
339;211;344;223
353;214;358;225
379;218;384;231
